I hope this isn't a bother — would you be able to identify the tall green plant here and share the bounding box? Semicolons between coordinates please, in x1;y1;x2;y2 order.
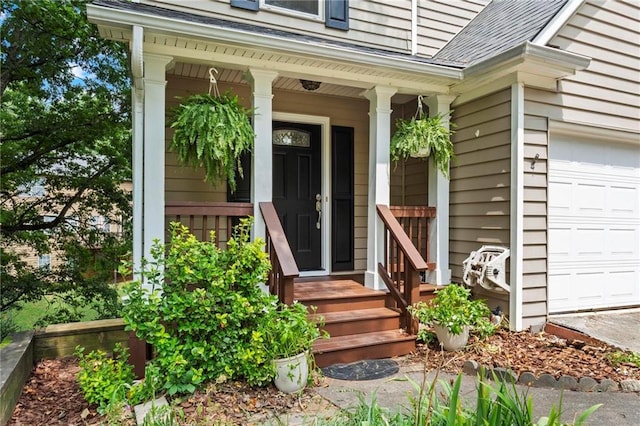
170;93;254;192
122;219;275;395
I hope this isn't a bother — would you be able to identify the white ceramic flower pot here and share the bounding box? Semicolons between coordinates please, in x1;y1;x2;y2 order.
410;146;431;158
273;352;309;393
433;324;470;351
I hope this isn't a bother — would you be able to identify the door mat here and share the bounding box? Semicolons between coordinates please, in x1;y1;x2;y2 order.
322;359;399;381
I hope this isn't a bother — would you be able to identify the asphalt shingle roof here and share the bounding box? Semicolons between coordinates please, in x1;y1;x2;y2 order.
92;0;568;69
434;0;567;66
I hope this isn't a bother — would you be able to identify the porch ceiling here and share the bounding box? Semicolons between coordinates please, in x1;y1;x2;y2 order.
169;63;416;102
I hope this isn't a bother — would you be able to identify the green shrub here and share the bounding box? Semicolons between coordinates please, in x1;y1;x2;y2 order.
122;219;275;395
75;343;136;414
409;284;495;338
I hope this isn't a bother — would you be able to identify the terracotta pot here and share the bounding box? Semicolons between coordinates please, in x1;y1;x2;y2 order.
433;324;470;351
273;352;308;393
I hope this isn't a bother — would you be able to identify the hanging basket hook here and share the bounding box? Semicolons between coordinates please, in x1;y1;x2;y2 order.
208;67;220;97
415;95;425;119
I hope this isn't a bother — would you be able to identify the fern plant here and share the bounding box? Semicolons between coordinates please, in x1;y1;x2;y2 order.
390;103;455;178
170;92;254;192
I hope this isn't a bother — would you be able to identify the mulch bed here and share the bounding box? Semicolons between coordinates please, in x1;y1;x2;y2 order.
407;328;640;383
8;328;640;425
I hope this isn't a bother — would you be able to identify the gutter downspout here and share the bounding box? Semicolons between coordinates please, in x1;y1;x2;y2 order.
131;25;144;280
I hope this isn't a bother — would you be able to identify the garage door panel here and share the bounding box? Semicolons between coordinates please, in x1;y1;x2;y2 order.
548;135;640;313
610;228;639;255
610;186;638;216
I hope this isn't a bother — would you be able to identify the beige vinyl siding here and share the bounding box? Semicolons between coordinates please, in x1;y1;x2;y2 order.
449;89;511;310
390;100;429;206
165;75;370;272
527;0;640;134
145;0;413;54
417;0;489;57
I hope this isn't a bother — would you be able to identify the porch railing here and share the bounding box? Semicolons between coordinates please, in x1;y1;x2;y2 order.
165;201;253;247
259;202;299;305
389;205;437;270
377;204;430;335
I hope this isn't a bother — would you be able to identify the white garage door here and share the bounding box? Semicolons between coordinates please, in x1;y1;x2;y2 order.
548;135;640;313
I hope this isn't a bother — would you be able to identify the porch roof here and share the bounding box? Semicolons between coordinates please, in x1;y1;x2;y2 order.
88;0;462;96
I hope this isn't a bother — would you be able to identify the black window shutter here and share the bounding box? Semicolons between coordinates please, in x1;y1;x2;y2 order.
326;0;349;30
231;0;259;11
331;126;354;271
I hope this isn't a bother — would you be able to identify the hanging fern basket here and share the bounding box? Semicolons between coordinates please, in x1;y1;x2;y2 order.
170;92;254;193
390;96;455;178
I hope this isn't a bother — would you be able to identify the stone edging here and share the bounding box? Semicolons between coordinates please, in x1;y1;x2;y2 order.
462;360;640;393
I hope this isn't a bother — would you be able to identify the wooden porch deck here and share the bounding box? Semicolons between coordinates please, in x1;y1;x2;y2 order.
166;201;441;367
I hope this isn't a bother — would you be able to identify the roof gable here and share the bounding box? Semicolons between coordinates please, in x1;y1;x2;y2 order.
435;0;568;66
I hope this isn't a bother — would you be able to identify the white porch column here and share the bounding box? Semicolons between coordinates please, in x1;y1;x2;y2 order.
131;26;144;281
142;54;173;279
364;86;397;290
510;83;525;331
426;94;456;285
249;69;278;242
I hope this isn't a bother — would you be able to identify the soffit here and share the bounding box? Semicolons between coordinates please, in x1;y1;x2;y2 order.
99;24;459;97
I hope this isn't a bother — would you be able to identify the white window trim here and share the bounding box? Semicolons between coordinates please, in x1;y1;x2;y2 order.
38;254;52;270
260;0;324;22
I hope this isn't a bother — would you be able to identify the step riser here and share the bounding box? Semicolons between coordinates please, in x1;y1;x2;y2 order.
304;298;386;313
321;317;399;338
314;340;416;368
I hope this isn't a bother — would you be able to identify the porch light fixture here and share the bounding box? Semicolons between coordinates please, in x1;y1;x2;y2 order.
300;79;321;91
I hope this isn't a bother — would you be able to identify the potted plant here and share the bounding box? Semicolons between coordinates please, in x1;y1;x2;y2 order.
170;92;254;192
390;96;455;178
260;301;326;393
408;284;492;351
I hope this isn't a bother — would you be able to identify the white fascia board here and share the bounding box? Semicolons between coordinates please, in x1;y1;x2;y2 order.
86;3;462;81
452;42;590;96
532;0;584;46
463;42;590;79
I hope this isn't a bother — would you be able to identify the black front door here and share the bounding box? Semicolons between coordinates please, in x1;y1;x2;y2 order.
272;121;322;271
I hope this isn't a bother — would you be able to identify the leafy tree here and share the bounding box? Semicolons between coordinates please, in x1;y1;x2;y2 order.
0;0;132;327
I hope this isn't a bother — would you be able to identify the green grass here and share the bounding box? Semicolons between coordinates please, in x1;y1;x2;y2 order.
608;351;640;368
9;296;100;331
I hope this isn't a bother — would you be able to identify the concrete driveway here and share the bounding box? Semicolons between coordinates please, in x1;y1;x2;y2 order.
549;309;640;353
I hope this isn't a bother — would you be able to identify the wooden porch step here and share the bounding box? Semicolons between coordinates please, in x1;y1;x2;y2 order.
313;330;416;367
311;307;401;338
419;283;445;303
295;279;387;313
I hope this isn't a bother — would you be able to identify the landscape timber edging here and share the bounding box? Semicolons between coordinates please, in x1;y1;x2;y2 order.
461;359;640;393
33;318;128;360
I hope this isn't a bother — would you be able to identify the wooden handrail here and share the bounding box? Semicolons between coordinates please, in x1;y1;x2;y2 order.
377;205;428;270
376;204;429;335
259;202;299;305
